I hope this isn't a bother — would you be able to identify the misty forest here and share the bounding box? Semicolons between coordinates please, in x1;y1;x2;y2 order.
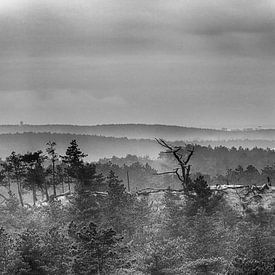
1;0;275;274
0;136;274;275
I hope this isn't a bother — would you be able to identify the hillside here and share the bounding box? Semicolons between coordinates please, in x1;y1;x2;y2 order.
139;186;275;216
0;132;159;161
2;124;275;141
1;133;275;169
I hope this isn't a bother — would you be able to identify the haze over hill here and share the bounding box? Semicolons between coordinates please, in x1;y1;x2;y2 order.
1;131;275;164
1;124;275;141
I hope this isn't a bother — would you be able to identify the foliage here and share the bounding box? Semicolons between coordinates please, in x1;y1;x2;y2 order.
69;221;126;275
0;139;274;275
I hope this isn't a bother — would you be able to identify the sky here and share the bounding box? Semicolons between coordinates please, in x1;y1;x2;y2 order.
0;0;275;129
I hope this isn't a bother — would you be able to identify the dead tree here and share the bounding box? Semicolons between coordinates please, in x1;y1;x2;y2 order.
155;138;194;189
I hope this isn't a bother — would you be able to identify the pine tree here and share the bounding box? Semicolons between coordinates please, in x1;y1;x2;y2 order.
22;151;47;205
184;209;225;274
226;219;275;275
103;170;129;233
61;140;87;183
42;227;71;275
185;176;222;216
69;164;105;224
163;189;186;238
5;152;25;207
15;229;48;275
46;141;58;197
69;221;125;274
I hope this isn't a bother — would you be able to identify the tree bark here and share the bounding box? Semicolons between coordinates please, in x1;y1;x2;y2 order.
16;179;24;207
52;160;56;196
62;180;65;193
44;181;49;201
32;183;37;206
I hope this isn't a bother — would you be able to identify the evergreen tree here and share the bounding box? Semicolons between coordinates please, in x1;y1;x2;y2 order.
42;227;71;275
69;164;105;224
227;221;275;275
61;140;87;183
69;221;125;274
5;152;25;207
22;151;47;205
163;189;186;238
15;229;48;275
184;209;225;274
103;170;130;233
184;176;222;216
0;227;27;274
46;141;58;197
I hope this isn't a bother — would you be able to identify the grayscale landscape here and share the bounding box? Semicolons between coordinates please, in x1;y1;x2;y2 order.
0;1;274;274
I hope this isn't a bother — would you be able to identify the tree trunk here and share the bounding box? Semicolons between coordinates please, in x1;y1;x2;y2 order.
44;181;49;201
17;180;24;207
8;175;11;192
32;183;37;206
68;178;71;192
62;180;65;193
52;160;56;196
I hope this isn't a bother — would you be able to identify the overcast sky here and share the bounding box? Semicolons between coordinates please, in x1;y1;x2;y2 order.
0;0;275;128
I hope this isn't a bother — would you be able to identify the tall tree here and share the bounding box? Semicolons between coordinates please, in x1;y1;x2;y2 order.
104;170;129;233
69;221;125;275
69;164;105;224
156;139;194;190
60;140;87;184
22;151;47;205
5;152;25;207
46;141;58;196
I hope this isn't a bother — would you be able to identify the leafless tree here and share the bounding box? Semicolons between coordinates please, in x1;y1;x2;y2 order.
155;138;194;189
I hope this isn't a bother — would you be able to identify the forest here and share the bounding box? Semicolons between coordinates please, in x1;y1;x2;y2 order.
0;139;274;274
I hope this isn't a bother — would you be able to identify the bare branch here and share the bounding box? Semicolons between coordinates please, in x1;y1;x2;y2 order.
155;138;195;188
154;171;177;176
0;193;9;201
175;168;183;182
155;138;173;151
184;147;194;165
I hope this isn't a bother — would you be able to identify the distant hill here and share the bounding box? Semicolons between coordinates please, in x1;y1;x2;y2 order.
1;132;275;162
1;124;275;141
0;132;159;161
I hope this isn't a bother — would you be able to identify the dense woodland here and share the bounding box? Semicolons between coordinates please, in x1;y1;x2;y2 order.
0;139;274;274
2;131;275;162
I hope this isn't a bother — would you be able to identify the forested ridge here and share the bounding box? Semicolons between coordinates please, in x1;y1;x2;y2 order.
0;139;274;274
2;132;275;162
2;124;275;141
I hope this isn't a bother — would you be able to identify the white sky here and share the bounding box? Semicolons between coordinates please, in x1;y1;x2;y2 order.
0;0;275;128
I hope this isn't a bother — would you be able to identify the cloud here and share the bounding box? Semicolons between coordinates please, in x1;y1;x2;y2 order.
0;0;274;127
0;0;274;58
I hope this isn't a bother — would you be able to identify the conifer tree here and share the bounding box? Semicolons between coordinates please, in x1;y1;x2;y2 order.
5;152;25;207
22;151;47;205
61;140;87;184
46;141;58;197
69;221;125;274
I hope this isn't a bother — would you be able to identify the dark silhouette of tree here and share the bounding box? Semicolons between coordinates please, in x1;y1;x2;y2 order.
103;170;130;233
60;140;87;184
15;229;48;275
46;141;58;197
156;139;222;215
155;139;194;190
69;165;105;224
55;164;67;193
22;151;47;205
5;152;25;207
69;221;125;274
